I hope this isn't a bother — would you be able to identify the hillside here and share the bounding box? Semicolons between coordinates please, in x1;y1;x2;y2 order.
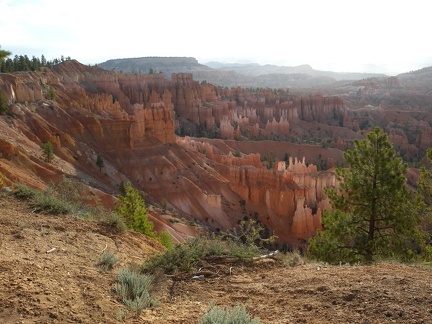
1;58;432;322
1;193;431;323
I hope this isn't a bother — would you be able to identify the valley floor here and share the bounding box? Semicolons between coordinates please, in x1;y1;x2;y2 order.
0;193;431;323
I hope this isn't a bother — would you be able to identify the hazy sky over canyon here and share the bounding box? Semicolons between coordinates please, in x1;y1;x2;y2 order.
1;0;431;75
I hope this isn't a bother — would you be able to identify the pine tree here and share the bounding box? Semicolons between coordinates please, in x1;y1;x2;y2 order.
0;46;11;71
0;89;8;114
418;148;432;238
419;149;432;206
96;154;105;171
308;127;426;264
114;183;156;237
42;141;54;163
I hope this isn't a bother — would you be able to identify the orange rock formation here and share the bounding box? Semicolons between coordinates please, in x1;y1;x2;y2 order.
1;60;431;246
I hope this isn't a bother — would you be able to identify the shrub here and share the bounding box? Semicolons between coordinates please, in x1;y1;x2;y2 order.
282;249;305;267
14;184;37;200
160;198;168;210
422;245;432;262
115;268;158;315
233;150;241;157
32;186;71;215
56;175;81;203
114;182;156;237
97;250;118;271
142;232;267;275
95;210;127;232
13;182;128;228
47;86;56;100
156;230;173;249
199;304;260;324
14;184;70;215
223;219;277;249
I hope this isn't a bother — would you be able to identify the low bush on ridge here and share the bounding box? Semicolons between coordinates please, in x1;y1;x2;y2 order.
142;220;277;274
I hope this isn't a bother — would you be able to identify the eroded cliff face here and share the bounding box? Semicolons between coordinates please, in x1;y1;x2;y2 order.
1;60;430;246
176;137;337;245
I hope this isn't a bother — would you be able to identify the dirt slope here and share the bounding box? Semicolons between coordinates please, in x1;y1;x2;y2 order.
0;193;431;323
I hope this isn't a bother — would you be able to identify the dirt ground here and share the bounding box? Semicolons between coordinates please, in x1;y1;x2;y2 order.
1;193;431;323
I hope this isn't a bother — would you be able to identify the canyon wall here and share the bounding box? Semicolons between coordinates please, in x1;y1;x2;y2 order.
1;60;431;246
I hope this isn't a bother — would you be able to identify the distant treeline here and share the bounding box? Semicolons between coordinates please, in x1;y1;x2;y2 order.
0;54;72;73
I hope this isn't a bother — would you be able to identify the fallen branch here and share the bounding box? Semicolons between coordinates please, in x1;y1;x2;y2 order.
205;255;244;263
46;247;56;253
252;250;279;260
101;243;108;253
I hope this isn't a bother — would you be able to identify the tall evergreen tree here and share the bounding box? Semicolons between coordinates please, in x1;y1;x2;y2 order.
42;141;54;163
0;89;8;113
0;46;11;71
308;127;426;264
96;154;105;171
418;148;432;237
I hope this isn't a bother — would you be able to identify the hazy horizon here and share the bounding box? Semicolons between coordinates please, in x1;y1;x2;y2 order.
2;0;431;76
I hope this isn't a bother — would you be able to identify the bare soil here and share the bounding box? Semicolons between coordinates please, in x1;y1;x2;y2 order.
1;193;431;323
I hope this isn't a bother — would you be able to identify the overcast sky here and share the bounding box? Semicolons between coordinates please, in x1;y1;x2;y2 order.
1;0;431;75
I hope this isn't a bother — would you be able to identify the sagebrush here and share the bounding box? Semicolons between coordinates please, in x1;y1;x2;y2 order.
97;250;118;271
199;303;260;324
115;268;158;315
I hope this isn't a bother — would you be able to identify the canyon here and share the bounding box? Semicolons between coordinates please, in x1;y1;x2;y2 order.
1;60;431;247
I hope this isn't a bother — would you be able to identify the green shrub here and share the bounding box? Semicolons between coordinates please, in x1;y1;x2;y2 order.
199;304;260;324
156;230;173;249
14;184;70;215
94;210;127;231
233;150;241;157
142;233;266;275
423;245;432;262
114;182;156;237
56;175;82;203
14;184;38;200
97;250;118;271
13;182;128;228
115;268;158;315
48;86;56;100
32;186;71;215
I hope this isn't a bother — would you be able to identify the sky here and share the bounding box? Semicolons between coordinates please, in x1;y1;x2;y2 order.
1;0;431;75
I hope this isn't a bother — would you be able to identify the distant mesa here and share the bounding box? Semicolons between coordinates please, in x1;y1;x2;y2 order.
98;57;389;88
